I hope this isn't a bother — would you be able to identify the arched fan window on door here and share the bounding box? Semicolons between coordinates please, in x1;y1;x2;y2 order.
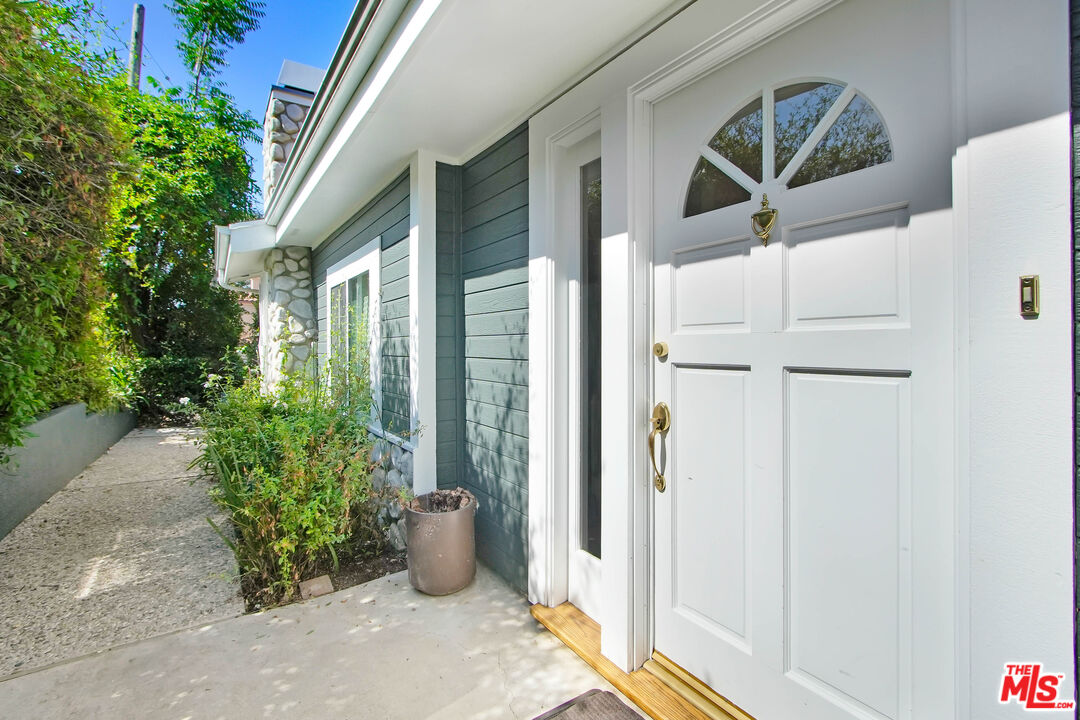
684;81;892;218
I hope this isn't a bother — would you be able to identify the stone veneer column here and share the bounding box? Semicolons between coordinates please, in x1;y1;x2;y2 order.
263;96;311;207
259;247;316;390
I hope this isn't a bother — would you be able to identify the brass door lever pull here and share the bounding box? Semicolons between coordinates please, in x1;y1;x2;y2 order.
649;402;671;492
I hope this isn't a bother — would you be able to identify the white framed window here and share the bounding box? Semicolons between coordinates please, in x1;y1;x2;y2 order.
325;237;381;429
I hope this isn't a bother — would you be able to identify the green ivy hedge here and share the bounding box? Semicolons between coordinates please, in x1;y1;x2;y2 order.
0;0;127;459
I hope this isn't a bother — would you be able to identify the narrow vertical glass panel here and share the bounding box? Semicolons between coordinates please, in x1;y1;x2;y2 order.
788;94;892;188
707;95;763;183
774;81;844;175
330;282;346;365
684;157;752;217
347;272;369;373
581;157;602;559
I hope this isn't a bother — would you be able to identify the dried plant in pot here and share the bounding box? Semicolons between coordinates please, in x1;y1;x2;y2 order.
401;487;478;595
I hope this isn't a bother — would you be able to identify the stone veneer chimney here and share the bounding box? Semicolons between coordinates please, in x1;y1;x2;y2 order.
262;60;324;208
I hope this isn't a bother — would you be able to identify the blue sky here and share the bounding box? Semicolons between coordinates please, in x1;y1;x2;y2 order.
96;0;356;208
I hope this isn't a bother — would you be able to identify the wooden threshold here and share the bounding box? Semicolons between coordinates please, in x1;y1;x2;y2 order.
531;602;748;720
644;652;754;720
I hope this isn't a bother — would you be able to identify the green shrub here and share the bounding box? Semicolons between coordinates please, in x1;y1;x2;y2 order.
198;359;377;605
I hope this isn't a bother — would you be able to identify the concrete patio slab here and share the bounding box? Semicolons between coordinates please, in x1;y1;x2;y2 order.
0;566;644;720
0;427;242;677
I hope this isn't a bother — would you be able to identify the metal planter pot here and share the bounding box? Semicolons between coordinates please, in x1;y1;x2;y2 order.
404;490;477;595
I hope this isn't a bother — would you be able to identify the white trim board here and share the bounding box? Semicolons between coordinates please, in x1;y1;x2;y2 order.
409;150;439;494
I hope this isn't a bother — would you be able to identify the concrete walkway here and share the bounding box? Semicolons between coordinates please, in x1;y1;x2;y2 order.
0;566;642;719
0;428;243;677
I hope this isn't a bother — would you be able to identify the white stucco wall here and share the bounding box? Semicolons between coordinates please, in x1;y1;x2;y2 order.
955;1;1076;717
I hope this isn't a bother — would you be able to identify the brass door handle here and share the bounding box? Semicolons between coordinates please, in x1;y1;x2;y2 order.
649;402;671;492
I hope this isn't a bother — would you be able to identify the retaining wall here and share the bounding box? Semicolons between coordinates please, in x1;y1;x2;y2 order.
0;403;135;539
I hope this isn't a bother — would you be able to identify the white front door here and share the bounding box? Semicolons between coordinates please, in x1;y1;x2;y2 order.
650;2;955;719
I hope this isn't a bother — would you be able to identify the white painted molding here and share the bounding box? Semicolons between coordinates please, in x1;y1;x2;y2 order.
528;128;560;607
627;0;843;104
409;150;438;494
948;3;970;717
948;1;1074;715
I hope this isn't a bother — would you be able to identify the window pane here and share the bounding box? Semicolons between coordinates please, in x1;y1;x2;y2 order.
347;272;370;372
774;81;845;175
684;157;752;217
707;95;763;183
581;158;602;559
788;94;892;188
330;282;346;363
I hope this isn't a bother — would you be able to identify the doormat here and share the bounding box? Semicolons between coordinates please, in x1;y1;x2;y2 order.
532;689;640;719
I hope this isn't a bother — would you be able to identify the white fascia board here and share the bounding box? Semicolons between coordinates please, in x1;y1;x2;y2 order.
276;0;443;243
229;219;276;254
265;0;416;233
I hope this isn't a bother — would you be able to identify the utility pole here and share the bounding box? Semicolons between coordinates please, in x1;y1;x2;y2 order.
126;3;145;91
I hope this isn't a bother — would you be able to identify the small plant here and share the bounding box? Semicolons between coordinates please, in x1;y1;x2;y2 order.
198;352;377;607
395;486;415;508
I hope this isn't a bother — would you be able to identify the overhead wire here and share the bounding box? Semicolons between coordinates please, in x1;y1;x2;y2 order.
86;4;176;88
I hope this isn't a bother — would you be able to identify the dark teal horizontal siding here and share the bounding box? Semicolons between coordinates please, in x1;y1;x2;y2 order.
459;125;529;593
313;170;410;432
436;162;462;491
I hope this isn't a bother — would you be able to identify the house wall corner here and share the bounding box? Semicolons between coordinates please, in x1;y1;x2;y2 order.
259;246;317;391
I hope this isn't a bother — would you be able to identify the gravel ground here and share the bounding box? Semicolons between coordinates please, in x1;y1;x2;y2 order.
0;427;243;678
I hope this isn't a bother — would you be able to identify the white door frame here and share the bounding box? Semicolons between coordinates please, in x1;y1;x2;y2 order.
528;110;602;608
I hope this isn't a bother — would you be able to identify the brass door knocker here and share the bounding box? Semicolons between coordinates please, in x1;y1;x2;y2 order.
751;194;778;246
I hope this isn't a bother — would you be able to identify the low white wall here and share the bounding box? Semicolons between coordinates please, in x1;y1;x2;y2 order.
0;403;135;539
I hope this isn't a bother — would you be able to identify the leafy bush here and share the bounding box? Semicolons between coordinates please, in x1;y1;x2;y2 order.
198;361;378;605
137;355;207;418
135;345;253;423
0;0;129;459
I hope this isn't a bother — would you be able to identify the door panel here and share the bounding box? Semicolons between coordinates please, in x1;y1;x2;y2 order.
672;365;750;646
786;372;910;720
650;1;954;719
672;239;752;332
784;208;909;329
